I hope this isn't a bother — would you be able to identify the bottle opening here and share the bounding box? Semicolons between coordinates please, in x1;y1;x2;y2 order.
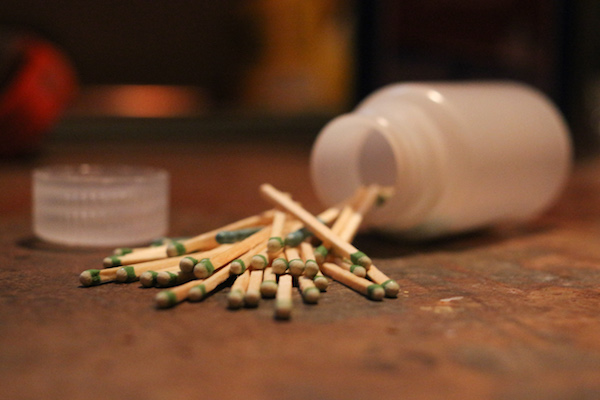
358;128;397;188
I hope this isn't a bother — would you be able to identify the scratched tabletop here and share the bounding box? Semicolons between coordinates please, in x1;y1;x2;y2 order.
1;135;600;400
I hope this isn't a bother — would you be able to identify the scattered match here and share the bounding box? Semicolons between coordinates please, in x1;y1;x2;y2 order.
77;183;399;320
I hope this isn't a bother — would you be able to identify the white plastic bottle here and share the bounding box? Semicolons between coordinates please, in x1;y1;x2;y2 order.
310;81;573;238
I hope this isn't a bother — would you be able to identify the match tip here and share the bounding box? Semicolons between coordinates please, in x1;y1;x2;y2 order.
350;265;367;278
367;285;385;301
267;237;284;254
302;287;320;304
179;257;197;273
103;256;120;268
156;271;176;287
356;255;372;269
227;289;244;309
79;270;96;286
139;271;157;287
193;262;210;279
275;299;292;320
229;260;244;275
288;260;305;277
304;261;319;279
166;241;186;257
271;258;288;275
383;280;400;298
115;267;130;283
244;290;260;307
188;285;205;302
313;275;329;291
260;280;278;298
155;291;176;309
251;254;268;270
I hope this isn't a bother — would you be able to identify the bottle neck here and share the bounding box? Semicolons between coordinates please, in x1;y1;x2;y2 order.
311;108;446;230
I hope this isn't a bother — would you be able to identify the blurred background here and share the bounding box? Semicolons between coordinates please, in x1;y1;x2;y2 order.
1;0;599;157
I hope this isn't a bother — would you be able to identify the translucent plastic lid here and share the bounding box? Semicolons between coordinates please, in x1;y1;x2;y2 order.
32;164;169;247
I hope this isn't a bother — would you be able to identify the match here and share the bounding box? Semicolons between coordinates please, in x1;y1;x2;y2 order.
271;255;289;275
299;242;319;278
157;270;195;287
166;210;274;257
244;269;263;307
178;244;234;273
230;244;264;275
284;206;340;247
331;256;367;278
313;270;329;291
79;268;119;286
285;246;305;277
216;226;262;244
139;264;181;287
320;262;384;301
260;266;278;298
267;210;287;255
155;277;205;308
260;184;372;269
188;265;233;302
298;275;320;304
275;274;293;320
367;264;400;298
227;269;251;309
250;248;270;270
103;244;169;268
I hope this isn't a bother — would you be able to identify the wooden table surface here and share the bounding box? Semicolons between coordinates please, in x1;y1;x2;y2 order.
1;134;600;400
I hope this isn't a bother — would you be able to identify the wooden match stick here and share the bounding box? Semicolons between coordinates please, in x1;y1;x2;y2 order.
275;274;293;320
216;226;263;244
367;264;400;298
115;245;230;283
285;206;340;246
103;244;170;268
166;210;275;257
188;265;233;302
227;269;251;309
260;184;372;269
79;267;119;286
313;270;329;291
155;277;204;308
285;246;305;277
320;262;384;301
331;256;367;278
299;242;319;279
339;184;382;243
271;255;289;275
244;269;264;307
267;210;287;255
192;226;273;279
298;275;320;304
314;204;354;264
260;266;278;298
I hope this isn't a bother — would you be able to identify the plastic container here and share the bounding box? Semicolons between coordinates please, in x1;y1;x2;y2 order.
310;81;573;238
33;164;169;247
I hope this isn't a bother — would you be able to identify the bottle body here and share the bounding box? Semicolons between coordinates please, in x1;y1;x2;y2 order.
310;81;572;238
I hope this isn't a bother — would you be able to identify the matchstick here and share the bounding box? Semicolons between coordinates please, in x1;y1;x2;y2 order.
299;242;319;279
250;248;271;270
103;244;169;268
298;276;320;304
285;246;305;277
244;269;263;307
313;270;329;291
267;210;287;255
331;256;367;278
338;184;382;243
166;210;275;257
271;255;289;275
313;204;354;264
367;264;400;298
230;244;264;275
260;184;372;269
112;236;185;256
227;269;251;309
320;262;384;301
188;265;233;302
79;268;119;286
115;245;230;283
155;277;205;308
192;226;272;279
275;274;293;320
260;266;278;298
285;206;340;246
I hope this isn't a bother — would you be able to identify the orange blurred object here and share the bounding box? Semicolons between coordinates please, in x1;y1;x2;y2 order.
0;33;77;156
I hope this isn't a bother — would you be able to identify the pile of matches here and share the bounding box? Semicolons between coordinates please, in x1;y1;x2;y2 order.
79;184;399;320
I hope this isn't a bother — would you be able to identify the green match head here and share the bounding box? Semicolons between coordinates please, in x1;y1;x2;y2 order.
188;284;207;302
116;266;137;283
260;280;278;298
367;284;384;301
139;271;158;287
313;275;329;291
349;264;367;278
229;259;246;275
302;286;320;304
79;269;101;286
251;254;268;270
267;237;284;254
382;279;400;298
350;251;372;269
179;256;199;273
167;241;186;257
303;260;319;279
314;245;328;264
155;290;177;308
157;271;178;287
288;259;305;277
271;258;288;275
103;255;122;268
227;289;244;309
193;259;214;279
